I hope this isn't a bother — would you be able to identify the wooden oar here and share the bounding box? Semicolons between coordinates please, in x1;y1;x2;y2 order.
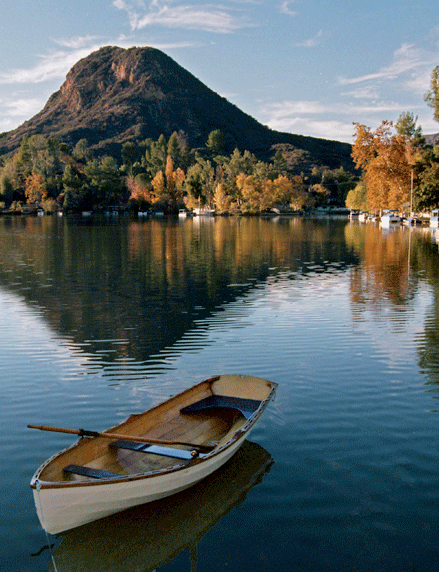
27;424;214;453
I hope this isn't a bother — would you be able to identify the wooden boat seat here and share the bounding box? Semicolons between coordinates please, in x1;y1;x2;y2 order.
110;440;206;460
64;464;122;479
180;395;261;419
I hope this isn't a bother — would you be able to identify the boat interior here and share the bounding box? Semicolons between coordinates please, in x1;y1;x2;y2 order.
35;375;275;484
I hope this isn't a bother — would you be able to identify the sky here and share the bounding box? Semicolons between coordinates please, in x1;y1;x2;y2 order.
0;0;438;144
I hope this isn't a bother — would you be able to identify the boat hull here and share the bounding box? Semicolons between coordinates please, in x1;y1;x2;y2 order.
33;429;249;534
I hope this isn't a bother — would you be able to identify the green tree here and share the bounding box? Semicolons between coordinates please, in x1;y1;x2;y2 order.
83;156;126;207
414;146;439;210
0;172;14;205
396;112;424;146
206;129;225;157
121;141;138;168
185;157;215;208
72;139;91;163
424;66;439;123
272;149;288;175
143;134;167;179
345;181;368;210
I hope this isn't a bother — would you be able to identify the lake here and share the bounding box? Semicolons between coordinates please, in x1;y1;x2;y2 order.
1;214;439;571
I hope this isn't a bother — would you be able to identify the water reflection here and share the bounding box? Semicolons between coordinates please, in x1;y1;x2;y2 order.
46;441;272;572
0;216;358;365
3;216;439;390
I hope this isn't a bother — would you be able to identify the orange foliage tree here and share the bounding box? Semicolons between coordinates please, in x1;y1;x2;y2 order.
352;121;411;212
25;173;47;204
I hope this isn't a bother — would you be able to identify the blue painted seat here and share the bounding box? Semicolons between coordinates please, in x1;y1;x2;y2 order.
110;439;203;460
180;395;261;419
64;464;122;479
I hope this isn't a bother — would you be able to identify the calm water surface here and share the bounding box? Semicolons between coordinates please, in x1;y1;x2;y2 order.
1;215;439;571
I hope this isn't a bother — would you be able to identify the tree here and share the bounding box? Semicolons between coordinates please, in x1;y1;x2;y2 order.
83;156;126;207
424;66;439;123
414;146;439;210
352;121;411;212
143;134;167;178
272;150;288;175
184;157;215;208
206;129;225;157
346;181;368;210
0;172;14;205
213;182;231;213
72;139;91;163
396;112;424;146
126;174;153;210
121;141;138;168
25;173;47;204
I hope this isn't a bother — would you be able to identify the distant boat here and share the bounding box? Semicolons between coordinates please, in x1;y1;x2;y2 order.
380;210;400;227
29;374;277;534
178;209;188;217
430;209;439;228
358;211;368;222
193;207;215;216
349;210;360;220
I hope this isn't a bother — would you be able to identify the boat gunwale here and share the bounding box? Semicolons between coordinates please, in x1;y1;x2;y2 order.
31;379;277;490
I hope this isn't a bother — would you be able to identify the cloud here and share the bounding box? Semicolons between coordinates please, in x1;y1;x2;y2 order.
259;99;415;143
114;0;255;33
52;35;102;50
295;29;324;48
338;43;436;92
0;95;45;131
342;86;380;100
0;36;198;86
280;1;297;16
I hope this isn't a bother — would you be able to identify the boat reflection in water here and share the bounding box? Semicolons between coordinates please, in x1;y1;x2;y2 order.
47;440;272;572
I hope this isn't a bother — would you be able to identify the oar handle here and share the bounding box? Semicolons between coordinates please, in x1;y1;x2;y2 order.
27;424;213;452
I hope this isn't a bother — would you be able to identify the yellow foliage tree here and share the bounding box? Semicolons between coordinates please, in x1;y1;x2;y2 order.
213;181;231;213
151;170;165;203
25;173;47;204
352;121;411;212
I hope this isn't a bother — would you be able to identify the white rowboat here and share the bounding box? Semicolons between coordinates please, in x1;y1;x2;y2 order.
29;374;277;534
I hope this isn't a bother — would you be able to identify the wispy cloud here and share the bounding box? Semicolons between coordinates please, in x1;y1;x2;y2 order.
114;0;255;33
342;86;380;100
280;1;297;16
0;49;91;85
259;99;413;142
0;35;197;86
339;43;436;92
296;29;324;48
0;95;45;131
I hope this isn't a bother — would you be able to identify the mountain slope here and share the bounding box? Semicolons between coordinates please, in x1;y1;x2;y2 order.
0;46;353;169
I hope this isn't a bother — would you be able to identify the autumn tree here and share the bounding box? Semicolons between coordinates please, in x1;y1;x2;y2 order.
352;121;411;212
25;173;47;204
213;182;232;213
126;174;153;210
